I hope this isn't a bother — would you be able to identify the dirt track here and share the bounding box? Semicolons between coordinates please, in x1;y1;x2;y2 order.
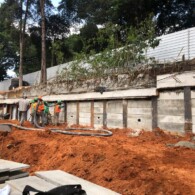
0;120;195;195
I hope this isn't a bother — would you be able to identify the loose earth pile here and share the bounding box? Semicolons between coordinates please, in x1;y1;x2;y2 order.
0;120;195;195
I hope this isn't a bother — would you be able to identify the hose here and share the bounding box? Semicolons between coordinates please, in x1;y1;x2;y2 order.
0;123;113;137
0;123;44;131
50;128;113;137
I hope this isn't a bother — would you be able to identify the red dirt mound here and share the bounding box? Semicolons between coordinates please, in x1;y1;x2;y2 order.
0;120;195;195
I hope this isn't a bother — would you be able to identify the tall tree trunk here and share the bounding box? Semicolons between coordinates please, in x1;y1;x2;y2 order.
40;0;47;84
19;0;30;87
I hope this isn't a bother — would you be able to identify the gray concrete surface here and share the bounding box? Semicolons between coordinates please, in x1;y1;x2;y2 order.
35;170;121;195
6;176;56;193
0;159;30;172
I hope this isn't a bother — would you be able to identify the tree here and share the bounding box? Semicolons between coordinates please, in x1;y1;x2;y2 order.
154;0;195;35
19;0;30;87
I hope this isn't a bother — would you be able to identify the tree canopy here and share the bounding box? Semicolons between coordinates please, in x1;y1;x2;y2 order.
0;0;195;81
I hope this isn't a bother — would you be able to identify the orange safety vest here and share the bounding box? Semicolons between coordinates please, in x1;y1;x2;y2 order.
37;102;44;113
54;104;61;113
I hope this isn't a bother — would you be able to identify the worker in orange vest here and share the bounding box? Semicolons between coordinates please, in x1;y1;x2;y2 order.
34;96;45;126
54;100;62;126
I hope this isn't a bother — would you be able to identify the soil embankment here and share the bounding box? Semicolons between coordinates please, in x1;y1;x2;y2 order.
0;120;195;195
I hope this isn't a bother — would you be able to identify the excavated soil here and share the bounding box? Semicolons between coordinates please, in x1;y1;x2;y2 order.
0;120;195;195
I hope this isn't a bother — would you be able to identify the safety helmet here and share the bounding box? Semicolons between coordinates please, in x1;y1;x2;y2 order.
34;97;38;102
30;100;34;104
57;100;62;104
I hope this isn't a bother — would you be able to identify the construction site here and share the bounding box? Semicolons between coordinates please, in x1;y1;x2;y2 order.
0;26;195;195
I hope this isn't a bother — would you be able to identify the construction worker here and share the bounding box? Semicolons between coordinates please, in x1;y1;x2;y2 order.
18;96;29;126
44;101;50;125
54;100;63;126
30;98;38;124
34;96;45;126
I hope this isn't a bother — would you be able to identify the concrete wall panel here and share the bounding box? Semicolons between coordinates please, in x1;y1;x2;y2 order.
127;115;152;130
107;101;123;128
94;102;104;128
158;91;184;133
127;100;152;130
67;103;77;124
79;102;91;126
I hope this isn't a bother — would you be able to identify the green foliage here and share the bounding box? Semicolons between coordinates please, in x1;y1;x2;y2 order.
56;16;159;82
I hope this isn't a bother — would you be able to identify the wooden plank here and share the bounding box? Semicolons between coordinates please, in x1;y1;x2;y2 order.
0;159;30;172
6;176;56;193
35;170;121;195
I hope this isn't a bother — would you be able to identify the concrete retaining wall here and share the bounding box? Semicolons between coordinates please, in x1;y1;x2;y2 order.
158;91;185;133
127;100;152;130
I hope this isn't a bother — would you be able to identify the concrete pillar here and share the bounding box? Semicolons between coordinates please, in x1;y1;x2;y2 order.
64;101;67;123
184;87;192;133
91;101;94;127
103;100;107;128
123;100;127;128
76;102;79;125
152;97;158;129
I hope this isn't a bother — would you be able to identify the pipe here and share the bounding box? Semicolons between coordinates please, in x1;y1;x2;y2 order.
0;123;113;137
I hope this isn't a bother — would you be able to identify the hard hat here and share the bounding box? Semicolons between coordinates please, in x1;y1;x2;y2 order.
30;100;34;104
34;97;38;102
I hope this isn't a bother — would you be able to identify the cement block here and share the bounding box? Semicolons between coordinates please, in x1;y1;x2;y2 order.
0;159;30;172
35;170;121;195
127;100;152;108
6;176;56;193
158;115;184;123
